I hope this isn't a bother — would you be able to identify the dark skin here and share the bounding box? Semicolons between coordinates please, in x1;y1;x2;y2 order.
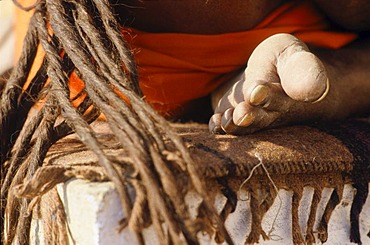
113;0;370;134
113;0;285;34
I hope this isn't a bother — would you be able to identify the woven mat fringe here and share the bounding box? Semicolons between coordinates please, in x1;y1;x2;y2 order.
13;119;370;244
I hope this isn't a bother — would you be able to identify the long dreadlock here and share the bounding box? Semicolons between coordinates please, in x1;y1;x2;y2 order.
0;0;233;244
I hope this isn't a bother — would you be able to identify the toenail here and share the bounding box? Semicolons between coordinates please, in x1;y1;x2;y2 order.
212;126;225;134
312;78;330;104
221;118;234;132
250;85;269;105
237;113;254;127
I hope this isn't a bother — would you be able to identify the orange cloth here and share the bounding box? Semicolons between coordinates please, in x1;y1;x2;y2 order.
16;1;357;117
118;0;356;117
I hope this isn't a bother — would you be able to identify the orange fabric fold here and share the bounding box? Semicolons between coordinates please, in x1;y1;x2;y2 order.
17;1;357;117
118;0;356;117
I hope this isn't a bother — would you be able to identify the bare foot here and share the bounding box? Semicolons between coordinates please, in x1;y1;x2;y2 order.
209;34;330;134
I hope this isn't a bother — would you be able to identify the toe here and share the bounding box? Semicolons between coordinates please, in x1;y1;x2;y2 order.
220;103;259;134
209;113;224;134
278;51;329;102
246;81;293;113
249;84;270;106
233;101;281;133
232;102;257;127
220;108;238;133
210;82;292;134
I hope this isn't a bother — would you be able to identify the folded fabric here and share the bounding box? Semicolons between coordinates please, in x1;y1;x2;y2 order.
18;0;357;117
114;0;356;117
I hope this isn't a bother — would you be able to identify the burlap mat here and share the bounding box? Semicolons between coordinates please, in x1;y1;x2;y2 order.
18;117;370;244
44;118;368;178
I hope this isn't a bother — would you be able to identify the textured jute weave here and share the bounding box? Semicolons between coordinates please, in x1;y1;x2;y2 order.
14;117;370;244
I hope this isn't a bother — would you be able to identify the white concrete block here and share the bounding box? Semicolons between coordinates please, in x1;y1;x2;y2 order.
57;179;145;244
30;180;370;245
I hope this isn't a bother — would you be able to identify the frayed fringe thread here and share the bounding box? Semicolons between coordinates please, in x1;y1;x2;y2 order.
13;162;369;244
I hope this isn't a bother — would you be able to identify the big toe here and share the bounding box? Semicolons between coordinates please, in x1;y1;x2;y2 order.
279;51;329;103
